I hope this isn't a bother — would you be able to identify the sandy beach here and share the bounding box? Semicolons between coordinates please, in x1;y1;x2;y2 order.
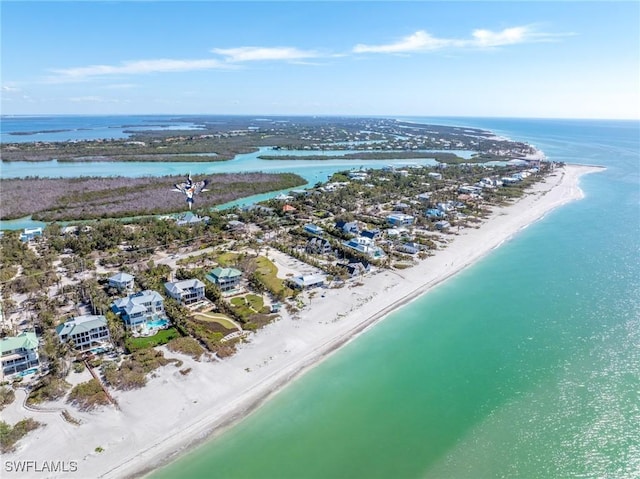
3;164;603;479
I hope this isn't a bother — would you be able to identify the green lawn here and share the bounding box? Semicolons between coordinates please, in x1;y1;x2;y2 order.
125;328;181;352
216;252;239;267
255;256;295;298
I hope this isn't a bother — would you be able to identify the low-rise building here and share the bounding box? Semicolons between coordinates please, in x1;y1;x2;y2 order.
165;278;206;305
55;315;111;352
306;237;332;255
288;274;326;290
1;332;40;379
108;272;135;291
387;213;415;226
343;237;386;259
20;227;43;242
304;223;324;236
205;267;242;292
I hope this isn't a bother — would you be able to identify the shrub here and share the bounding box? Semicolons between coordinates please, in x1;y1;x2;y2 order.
166;337;205;360
0;418;43;453
0;387;15;411
67;379;110;411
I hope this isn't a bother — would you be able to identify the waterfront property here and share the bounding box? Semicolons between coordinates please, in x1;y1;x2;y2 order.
0;331;40;380
338;260;371;277
19;227;43;242
108;272;135;292
165;278;206;305
205;268;242;293
397;242;422;255
343;236;386;259
112;290;167;333
435;220;451;231
288;274;326;290
387;213;415;227
55;315;111;352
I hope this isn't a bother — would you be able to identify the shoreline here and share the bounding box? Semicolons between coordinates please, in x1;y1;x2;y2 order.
3;164;604;479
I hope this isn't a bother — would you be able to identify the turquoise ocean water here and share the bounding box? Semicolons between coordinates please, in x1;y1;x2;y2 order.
2;116;639;477
149;118;639;479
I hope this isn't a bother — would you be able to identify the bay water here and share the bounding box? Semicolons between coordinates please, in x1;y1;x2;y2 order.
150;118;639;479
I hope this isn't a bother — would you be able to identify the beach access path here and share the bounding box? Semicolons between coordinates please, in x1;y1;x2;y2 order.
3;164;603;479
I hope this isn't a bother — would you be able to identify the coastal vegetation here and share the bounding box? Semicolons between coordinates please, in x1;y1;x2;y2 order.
67;379;110;411
0;418;43;453
0;172;306;221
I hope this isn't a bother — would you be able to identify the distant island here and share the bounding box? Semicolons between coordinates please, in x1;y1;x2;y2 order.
1;117;541;163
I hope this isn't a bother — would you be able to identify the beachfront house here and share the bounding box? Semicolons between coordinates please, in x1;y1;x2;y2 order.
435;220;451;231
338;260;371;277
343;237;386;260
288;274;326;290
55;315;111;352
387;213;415;227
108;272;135;292
112;290;167;331
205;268;242;293
164;278;206;305
397;242;422;255
0;332;40;380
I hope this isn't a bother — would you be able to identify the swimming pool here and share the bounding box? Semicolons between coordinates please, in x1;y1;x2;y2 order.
18;367;38;377
147;318;169;329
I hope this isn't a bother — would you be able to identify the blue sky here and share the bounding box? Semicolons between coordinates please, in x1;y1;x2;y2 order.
2;1;639;119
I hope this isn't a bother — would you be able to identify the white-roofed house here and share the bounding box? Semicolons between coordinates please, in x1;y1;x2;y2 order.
108;272;135;292
112;290;167;331
164;278;206;305
287;274;326;290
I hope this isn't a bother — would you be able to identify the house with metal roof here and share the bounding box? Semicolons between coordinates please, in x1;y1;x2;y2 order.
165;278;206;305
112;290;166;330
55;315;111;352
205;267;242;292
19;227;43;242
386;213;415;226
287;274;326;290
343;237;386;259
0;332;40;379
108;272;135;291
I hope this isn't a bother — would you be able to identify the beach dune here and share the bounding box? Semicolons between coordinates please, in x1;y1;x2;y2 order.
3;164;603;479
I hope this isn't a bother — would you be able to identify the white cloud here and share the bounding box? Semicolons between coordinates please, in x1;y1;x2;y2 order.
69;96;125;103
48;58;233;82
2;85;21;92
211;46;321;62
353;25;570;54
354;31;451;53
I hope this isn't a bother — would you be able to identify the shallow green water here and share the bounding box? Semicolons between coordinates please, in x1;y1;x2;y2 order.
150;119;639;479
